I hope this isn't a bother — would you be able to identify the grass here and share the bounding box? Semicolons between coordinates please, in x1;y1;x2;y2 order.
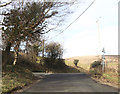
42;59;82;73
2;52;43;93
2;54;83;93
102;73;118;83
65;57;92;72
89;69;118;83
65;60;87;73
2;52;48;93
2;53;118;93
47;66;81;73
65;55;119;87
2;65;38;93
65;60;74;67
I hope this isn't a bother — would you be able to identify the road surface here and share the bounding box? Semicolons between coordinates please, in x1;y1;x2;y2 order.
17;73;118;94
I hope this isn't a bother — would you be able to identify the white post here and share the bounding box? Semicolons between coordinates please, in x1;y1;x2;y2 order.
101;48;105;72
96;19;101;58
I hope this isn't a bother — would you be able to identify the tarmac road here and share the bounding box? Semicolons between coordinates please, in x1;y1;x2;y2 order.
17;73;118;94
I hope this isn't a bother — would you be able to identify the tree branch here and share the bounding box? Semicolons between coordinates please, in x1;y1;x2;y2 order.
0;1;12;8
34;22;60;34
30;2;54;30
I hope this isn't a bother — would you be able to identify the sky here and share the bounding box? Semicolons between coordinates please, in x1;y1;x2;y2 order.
0;0;119;58
46;0;118;58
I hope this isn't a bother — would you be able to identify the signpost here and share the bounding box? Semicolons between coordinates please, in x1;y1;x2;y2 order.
101;48;105;72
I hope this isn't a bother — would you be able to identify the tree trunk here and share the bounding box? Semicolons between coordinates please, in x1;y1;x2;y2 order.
13;42;20;65
3;41;11;65
13;51;18;65
5;41;11;53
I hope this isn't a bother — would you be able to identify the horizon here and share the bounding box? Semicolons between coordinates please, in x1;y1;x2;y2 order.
63;54;119;59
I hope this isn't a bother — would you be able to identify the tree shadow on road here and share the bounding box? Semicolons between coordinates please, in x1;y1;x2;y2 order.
46;65;87;73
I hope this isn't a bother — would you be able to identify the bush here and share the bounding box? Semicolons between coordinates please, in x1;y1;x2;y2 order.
90;60;102;77
2;51;14;65
45;42;63;59
73;59;79;66
2;51;45;72
43;42;65;70
43;57;65;69
90;60;101;68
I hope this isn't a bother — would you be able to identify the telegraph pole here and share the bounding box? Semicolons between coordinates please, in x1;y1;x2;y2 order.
96;19;101;58
42;39;45;58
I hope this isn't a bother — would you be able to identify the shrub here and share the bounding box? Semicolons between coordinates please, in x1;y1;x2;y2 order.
43;57;65;69
2;51;44;72
90;60;101;68
90;60;102;77
73;59;79;66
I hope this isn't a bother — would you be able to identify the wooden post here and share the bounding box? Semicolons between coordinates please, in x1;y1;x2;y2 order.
42;39;45;58
96;20;101;59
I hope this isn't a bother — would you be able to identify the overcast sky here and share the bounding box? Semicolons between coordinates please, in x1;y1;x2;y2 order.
47;0;118;58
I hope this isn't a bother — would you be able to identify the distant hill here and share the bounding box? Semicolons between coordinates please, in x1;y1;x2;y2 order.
65;55;118;65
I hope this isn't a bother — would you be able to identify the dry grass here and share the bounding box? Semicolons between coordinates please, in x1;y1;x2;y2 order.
65;55;119;86
65;55;100;72
2;52;45;93
2;65;37;93
65;55;118;71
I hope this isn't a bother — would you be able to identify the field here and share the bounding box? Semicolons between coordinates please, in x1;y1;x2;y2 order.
65;55;119;86
65;55;99;71
65;55;118;71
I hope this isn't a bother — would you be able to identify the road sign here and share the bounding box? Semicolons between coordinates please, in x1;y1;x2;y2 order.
101;48;105;72
102;48;105;53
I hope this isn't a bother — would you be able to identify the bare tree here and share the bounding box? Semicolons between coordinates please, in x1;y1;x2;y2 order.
2;1;75;65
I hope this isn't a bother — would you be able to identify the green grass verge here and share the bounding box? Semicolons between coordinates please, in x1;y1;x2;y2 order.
2;65;38;93
65;60;74;66
89;70;119;85
102;73;118;84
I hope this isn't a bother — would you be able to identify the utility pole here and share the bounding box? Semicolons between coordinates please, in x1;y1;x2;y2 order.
42;39;45;58
96;19;101;58
22;0;23;7
18;0;24;8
